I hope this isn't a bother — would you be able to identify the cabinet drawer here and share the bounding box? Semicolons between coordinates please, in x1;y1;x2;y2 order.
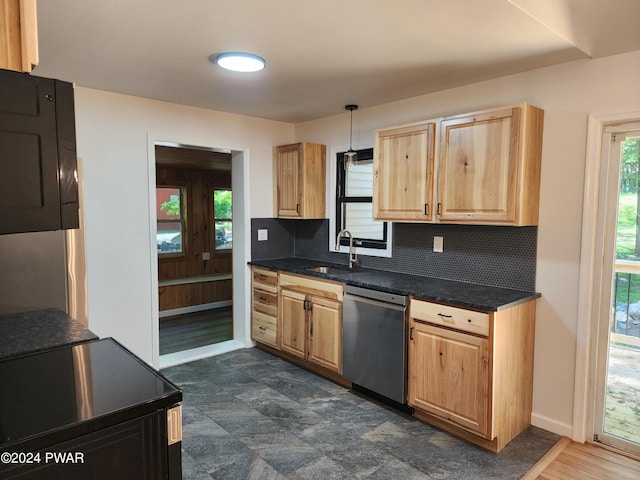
410;299;489;336
279;273;343;300
253;288;277;316
252;311;277;347
253;268;278;292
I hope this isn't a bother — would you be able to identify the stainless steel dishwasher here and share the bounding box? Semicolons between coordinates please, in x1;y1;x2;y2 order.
342;285;408;405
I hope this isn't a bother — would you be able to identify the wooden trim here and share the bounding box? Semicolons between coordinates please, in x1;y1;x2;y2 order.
516;104;544;225
2;0;38;72
166;406;183;446
158;273;232;287
523;439;640;479
610;333;640;348
19;0;37;71
158;279;232;311
520;436;572;480
0;0;22;71
615;259;640;275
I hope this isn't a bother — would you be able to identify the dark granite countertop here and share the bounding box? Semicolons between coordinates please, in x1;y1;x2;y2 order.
249;258;540;311
0;308;98;360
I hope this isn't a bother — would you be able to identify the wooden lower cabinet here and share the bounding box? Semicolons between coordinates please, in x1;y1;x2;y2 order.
278;272;343;374
408;298;536;452
251;267;280;349
280;287;342;374
409;322;489;436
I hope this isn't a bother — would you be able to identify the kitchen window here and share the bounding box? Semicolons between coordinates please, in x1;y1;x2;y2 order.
156;186;184;255
336;148;389;250
213;189;232;250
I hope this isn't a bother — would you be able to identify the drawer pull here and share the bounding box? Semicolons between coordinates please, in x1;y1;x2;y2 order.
437;313;453;319
259;326;267;331
259;296;267;301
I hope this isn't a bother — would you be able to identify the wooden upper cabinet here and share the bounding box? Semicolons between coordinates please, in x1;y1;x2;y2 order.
0;0;38;72
274;142;326;219
438;104;544;225
373;122;436;221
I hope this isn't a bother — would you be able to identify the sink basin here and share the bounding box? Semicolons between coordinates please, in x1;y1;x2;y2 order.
307;266;353;275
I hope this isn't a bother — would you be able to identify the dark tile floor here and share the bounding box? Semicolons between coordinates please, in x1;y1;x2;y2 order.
162;347;560;480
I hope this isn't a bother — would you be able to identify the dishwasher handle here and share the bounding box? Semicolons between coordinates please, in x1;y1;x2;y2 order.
343;293;407;312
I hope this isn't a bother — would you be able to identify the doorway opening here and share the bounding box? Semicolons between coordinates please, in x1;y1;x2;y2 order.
152;142;240;366
592;124;640;457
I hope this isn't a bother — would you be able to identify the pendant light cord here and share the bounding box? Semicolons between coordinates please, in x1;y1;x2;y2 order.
349;109;353;150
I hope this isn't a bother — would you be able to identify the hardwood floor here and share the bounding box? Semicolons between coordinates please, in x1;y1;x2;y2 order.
159;307;232;355
524;437;640;479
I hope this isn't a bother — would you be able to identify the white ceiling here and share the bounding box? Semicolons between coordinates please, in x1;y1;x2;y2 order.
33;0;640;123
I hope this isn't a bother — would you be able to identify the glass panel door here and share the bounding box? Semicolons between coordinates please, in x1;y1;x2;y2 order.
594;129;640;456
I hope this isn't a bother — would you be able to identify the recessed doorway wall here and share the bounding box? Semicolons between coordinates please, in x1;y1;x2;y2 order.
147;136;250;368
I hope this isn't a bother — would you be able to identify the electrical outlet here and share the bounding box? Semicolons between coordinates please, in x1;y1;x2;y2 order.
258;229;268;241
433;236;443;253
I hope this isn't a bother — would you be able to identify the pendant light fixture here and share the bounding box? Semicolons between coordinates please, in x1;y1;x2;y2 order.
344;104;358;168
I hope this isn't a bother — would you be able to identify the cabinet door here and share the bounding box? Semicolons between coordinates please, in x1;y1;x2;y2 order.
280;288;307;358
0;72;60;233
373;122;435;221
438;107;519;223
276;143;302;217
308;295;342;373
0;70;78;234
408;319;490;437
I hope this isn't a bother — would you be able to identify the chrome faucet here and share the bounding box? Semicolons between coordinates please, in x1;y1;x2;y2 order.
335;229;358;268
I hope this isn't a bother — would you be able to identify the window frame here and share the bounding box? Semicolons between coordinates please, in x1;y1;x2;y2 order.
156;185;186;257
335;147;389;250
212;187;233;252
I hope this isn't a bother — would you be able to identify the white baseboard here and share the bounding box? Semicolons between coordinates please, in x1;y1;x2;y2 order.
159;300;232;318
531;412;573;437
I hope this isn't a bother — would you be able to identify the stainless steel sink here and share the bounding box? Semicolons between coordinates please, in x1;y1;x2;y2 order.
307;266;353;275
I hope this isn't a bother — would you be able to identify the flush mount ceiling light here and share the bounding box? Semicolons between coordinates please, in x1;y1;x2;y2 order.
214;52;265;72
344;104;359;168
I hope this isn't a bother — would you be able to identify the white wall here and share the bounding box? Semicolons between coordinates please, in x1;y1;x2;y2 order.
73;88;293;363
295;50;640;436
74;50;640;436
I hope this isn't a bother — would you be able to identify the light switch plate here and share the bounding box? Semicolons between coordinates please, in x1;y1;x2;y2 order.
202;252;210;260
433;236;443;253
258;229;268;241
